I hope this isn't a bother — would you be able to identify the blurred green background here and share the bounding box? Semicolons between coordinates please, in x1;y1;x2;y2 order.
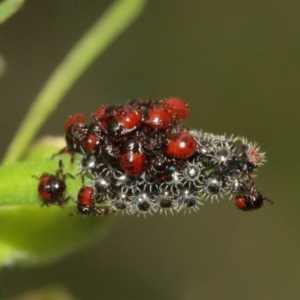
0;0;299;299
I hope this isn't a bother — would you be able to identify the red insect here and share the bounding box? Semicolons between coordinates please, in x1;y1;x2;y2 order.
234;186;272;211
110;106;142;135
84;133;101;154
166;131;197;159
119;140;145;177
77;186;103;216
94;105;142;136
38;174;66;206
64;114;86;132
93;105;112;134
64;113;88;154
145;106;172;130
37;161;69;206
93;106;108;122
162;97;190;121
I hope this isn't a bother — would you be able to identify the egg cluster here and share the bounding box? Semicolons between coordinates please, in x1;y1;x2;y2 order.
37;98;271;215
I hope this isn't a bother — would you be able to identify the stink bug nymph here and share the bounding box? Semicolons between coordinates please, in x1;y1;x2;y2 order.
36;160;71;206
234;186;273;211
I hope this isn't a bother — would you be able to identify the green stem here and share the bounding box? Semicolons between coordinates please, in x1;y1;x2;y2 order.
0;0;24;25
2;0;146;165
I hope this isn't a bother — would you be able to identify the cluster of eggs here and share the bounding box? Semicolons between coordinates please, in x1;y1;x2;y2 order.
37;98;271;216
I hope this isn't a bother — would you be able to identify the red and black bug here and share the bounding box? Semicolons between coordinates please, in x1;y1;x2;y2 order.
144;105;172;130
94;105;142;136
36;160;69;206
93;106;109;133
166;131;197;159
162;97;190;121
109;106;142;136
76;186;105;216
64;114;86;133
234;186;273;211
64;113;88;154
119;139;146;177
81;122;108;156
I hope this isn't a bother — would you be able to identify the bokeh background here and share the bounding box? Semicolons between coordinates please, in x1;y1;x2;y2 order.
0;0;299;299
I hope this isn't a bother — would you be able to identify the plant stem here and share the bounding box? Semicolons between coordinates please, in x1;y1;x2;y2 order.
2;0;146;165
0;0;24;25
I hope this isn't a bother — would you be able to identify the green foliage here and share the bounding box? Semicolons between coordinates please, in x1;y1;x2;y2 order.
0;148;81;208
0;142;114;267
0;205;113;267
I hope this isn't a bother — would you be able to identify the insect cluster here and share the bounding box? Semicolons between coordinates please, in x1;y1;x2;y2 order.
37;97;271;216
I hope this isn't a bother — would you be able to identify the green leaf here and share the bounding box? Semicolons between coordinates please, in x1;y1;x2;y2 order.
0;206;114;267
0;141;114;267
0;0;24;25
0;155;79;207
